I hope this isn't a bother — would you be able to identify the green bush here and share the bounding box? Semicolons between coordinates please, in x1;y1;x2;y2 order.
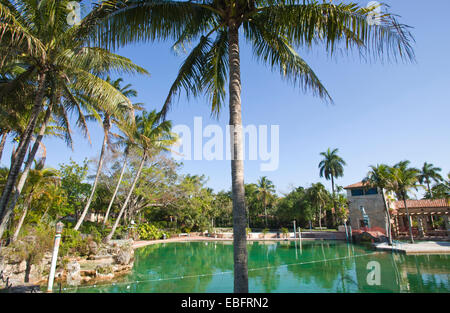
79;222;107;242
137;223;164;240
181;226;191;234
59;228;96;257
113;225;128;240
60;228;84;256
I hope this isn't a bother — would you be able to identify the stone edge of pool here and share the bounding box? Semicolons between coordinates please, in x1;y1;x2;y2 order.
132;235;345;249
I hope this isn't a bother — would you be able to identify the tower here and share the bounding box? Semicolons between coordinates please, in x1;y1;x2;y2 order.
344;182;388;231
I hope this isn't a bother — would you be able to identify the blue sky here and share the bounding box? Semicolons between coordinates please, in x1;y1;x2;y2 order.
3;0;449;197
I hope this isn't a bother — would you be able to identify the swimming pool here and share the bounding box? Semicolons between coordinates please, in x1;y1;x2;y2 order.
66;240;450;293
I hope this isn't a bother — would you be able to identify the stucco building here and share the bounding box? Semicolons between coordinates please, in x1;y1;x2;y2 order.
344;181;450;239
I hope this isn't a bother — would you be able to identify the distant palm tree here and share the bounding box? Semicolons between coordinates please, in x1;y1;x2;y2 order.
385;161;420;243
74;78;139;230
105;110;176;242
12;159;59;242
307;183;329;229
418;162;443;198
363;164;393;245
319;148;346;227
257;176;275;227
102;116;137;226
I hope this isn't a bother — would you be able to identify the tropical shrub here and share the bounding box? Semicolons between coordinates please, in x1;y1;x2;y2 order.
281;227;289;238
137;223;164;240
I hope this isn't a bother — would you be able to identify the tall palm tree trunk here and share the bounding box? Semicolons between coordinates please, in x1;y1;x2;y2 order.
103;154;128;226
0;104;52;239
0;72;47;221
380;188;393;245
426;178;432;198
403;196;415;243
74;121;110;230
318;206;322;229
0;130;8;162
264;194;267;227
12;193;33;242
331;175;336;227
105;154;146;242
228;23;248;293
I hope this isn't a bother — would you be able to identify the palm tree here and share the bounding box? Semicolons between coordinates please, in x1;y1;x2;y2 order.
257;176;275;227
0;101;70;238
418;162;443;198
105;110;176;242
318;148;346;227
307;183;329;229
99;0;414;292
102;145;131;227
386;161;420;243
74;78;139;230
11;159;59;242
0;66;36;163
363;164;393;245
0;0;147;230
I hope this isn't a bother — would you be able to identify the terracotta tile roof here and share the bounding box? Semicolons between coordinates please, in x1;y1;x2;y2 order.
393;199;450;209
344;181;371;189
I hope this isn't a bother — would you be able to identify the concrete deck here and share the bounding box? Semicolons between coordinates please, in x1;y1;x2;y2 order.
374;241;450;255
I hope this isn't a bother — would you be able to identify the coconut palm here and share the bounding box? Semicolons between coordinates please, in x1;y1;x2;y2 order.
319;148;346;227
11;159;59;242
307;183;329;229
0;65;36;162
363;164;393;245
0;101;72;238
102;111;140;227
418;162;443;198
105;110;176;242
102;145;131;226
386;161;420;243
98;0;414;292
74;78;139;230
257;176;275;227
0;0;147;230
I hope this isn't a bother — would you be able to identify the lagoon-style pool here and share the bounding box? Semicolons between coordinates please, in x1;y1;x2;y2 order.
66;240;450;293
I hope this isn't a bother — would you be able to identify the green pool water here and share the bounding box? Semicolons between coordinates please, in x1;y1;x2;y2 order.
67;240;450;293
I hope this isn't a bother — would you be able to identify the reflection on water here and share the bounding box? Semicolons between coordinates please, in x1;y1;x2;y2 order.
68;240;450;293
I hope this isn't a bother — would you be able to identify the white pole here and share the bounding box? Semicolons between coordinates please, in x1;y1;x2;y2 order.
293;220;296;239
344;223;349;242
47;222;63;293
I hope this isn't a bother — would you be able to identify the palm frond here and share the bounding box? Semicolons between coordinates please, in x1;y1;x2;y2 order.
161;35;211;118
244;19;332;102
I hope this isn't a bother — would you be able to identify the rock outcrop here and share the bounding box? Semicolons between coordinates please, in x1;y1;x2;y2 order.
0;239;134;291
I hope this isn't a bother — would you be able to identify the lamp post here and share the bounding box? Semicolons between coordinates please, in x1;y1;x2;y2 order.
47;221;64;293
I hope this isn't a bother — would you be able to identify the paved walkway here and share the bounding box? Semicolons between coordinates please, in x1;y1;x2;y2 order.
375;241;450;255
